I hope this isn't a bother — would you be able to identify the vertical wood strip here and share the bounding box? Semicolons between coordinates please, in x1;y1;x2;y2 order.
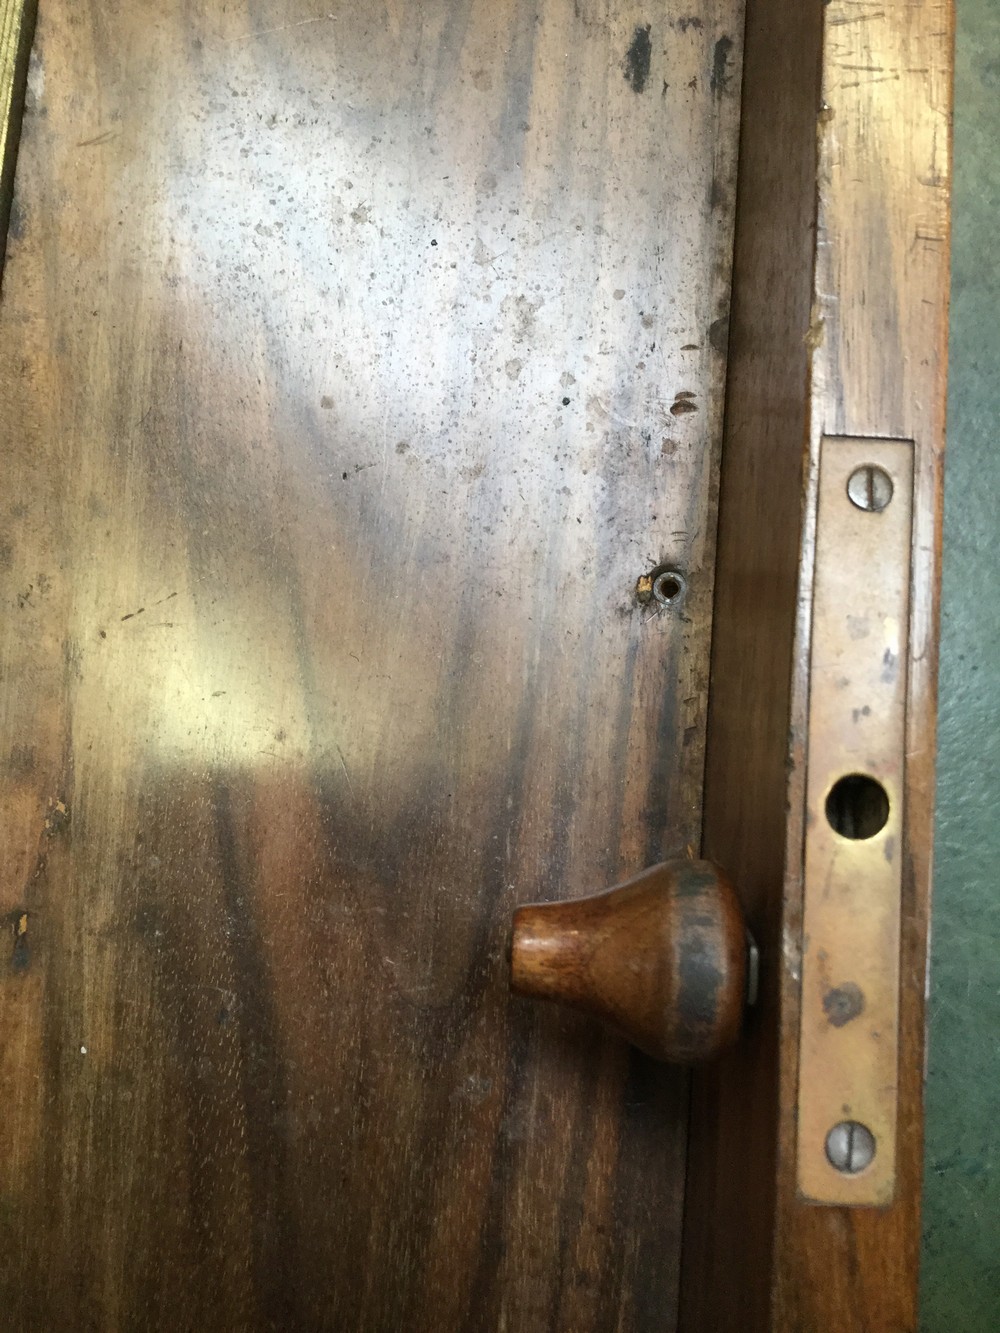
680;0;825;1325
776;3;953;1327
0;0;36;277
684;0;952;1328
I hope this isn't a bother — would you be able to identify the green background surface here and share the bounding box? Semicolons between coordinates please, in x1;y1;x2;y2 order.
920;1;1000;1328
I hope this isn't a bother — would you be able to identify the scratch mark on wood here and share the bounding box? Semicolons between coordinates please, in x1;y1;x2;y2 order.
76;129;119;148
336;745;355;797
230;13;334;43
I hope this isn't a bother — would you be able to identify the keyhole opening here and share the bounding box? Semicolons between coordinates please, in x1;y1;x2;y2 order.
825;774;890;840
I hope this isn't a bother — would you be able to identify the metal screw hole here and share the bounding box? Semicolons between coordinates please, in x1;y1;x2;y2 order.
652;571;685;605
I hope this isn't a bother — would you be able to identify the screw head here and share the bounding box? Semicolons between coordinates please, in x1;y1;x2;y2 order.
825;1120;876;1174
847;464;893;512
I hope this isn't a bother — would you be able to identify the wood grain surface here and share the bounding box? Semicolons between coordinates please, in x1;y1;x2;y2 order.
0;2;745;1329
684;0;952;1329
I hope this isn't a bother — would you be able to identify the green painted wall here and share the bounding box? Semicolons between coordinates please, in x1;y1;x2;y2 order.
920;2;1000;1328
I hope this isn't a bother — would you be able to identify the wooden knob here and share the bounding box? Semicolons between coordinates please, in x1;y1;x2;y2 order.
510;859;748;1063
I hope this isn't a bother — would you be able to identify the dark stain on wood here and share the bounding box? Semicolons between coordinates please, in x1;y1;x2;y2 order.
711;35;734;94
823;982;865;1028
43;799;69;836
8;910;30;972
624;24;652;94
4;742;35;777
709;315;730;353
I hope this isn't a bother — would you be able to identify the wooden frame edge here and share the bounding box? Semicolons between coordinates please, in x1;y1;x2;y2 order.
682;1;953;1329
0;0;36;279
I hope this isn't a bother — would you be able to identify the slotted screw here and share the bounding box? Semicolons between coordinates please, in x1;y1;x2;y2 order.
825;1120;876;1174
847;464;893;512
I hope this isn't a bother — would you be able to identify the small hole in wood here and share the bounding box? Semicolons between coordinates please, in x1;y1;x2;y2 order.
652;571;685;605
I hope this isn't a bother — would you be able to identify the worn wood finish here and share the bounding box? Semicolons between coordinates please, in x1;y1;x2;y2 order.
683;0;952;1328
511;859;747;1062
0;0;35;277
0;2;746;1329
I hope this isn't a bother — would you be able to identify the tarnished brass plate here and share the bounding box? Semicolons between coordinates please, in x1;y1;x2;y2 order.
797;437;914;1205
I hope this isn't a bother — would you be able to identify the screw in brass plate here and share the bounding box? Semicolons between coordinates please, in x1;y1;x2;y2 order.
846;464;893;513
825;1120;876;1174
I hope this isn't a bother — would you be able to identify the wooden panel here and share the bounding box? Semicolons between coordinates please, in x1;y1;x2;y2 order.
683;0;952;1328
0;2;745;1329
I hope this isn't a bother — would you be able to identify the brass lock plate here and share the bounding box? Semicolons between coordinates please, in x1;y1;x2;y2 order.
797;436;914;1206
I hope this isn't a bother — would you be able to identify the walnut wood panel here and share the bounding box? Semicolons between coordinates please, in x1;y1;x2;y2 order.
683;0;952;1329
0;2;745;1329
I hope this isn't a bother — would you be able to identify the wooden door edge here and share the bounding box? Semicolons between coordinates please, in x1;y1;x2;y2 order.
681;1;953;1329
678;0;824;1326
0;0;37;281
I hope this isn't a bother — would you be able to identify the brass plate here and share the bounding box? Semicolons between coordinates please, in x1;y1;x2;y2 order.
797;437;914;1205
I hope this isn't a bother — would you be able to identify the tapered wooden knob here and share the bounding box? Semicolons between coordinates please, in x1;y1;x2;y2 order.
510;859;748;1062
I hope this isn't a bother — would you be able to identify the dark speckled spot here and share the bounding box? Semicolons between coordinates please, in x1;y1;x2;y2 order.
9;911;30;972
624;25;652;94
7;198;25;242
44;801;70;836
4;744;36;779
711;35;734;94
709;316;730;354
823;982;865;1028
